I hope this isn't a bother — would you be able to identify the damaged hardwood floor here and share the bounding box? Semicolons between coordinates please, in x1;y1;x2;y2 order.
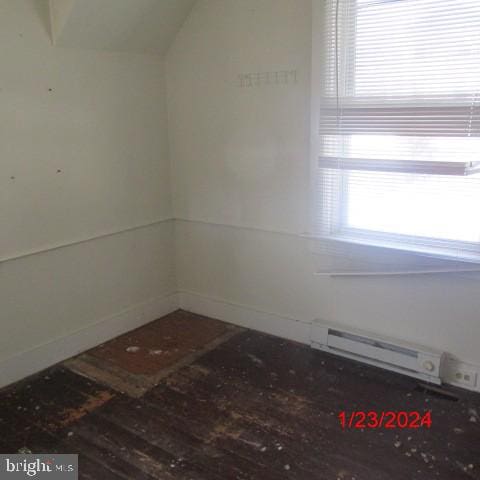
0;310;479;479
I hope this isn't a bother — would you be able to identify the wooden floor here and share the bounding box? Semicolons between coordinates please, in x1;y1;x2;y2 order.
1;311;479;479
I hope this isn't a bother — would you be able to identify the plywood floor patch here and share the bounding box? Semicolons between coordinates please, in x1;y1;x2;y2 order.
65;310;242;397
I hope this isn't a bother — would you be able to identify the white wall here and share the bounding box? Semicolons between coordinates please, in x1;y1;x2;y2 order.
3;0;479;390
167;0;311;233
52;0;196;56
0;0;176;385
1;0;172;260
167;0;480;374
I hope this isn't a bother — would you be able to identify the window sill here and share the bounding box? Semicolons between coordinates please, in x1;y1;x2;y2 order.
307;234;480;277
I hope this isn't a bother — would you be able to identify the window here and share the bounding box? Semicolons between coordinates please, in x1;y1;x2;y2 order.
314;0;480;263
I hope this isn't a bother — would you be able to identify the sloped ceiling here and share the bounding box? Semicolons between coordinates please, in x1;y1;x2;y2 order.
49;0;196;56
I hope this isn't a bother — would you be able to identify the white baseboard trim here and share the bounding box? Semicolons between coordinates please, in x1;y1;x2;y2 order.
0;292;179;389
3;288;479;395
178;290;480;394
178;290;311;345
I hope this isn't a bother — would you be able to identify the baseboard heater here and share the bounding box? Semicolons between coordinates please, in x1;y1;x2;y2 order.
310;320;444;384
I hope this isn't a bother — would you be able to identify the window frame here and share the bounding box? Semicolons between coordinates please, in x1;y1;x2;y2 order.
317;0;480;261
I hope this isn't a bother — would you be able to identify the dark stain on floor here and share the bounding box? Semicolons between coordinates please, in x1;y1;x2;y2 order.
0;310;479;479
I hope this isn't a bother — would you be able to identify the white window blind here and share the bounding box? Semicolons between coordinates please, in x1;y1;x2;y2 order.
314;0;480;264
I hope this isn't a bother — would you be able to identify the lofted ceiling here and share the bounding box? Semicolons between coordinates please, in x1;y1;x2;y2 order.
49;0;196;56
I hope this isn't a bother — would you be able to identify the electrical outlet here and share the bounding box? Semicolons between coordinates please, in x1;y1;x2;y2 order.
443;356;480;391
451;369;478;388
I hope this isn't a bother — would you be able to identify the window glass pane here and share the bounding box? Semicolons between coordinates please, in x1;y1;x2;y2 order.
344;0;480;244
316;0;480;259
349;135;480;163
346;170;480;242
354;0;480;97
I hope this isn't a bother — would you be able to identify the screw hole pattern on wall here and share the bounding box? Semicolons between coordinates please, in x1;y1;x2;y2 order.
238;69;297;88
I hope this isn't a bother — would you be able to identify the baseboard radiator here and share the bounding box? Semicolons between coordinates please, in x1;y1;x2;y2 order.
310;321;444;384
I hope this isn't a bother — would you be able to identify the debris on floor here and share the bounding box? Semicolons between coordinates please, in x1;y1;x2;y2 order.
126;346;140;353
